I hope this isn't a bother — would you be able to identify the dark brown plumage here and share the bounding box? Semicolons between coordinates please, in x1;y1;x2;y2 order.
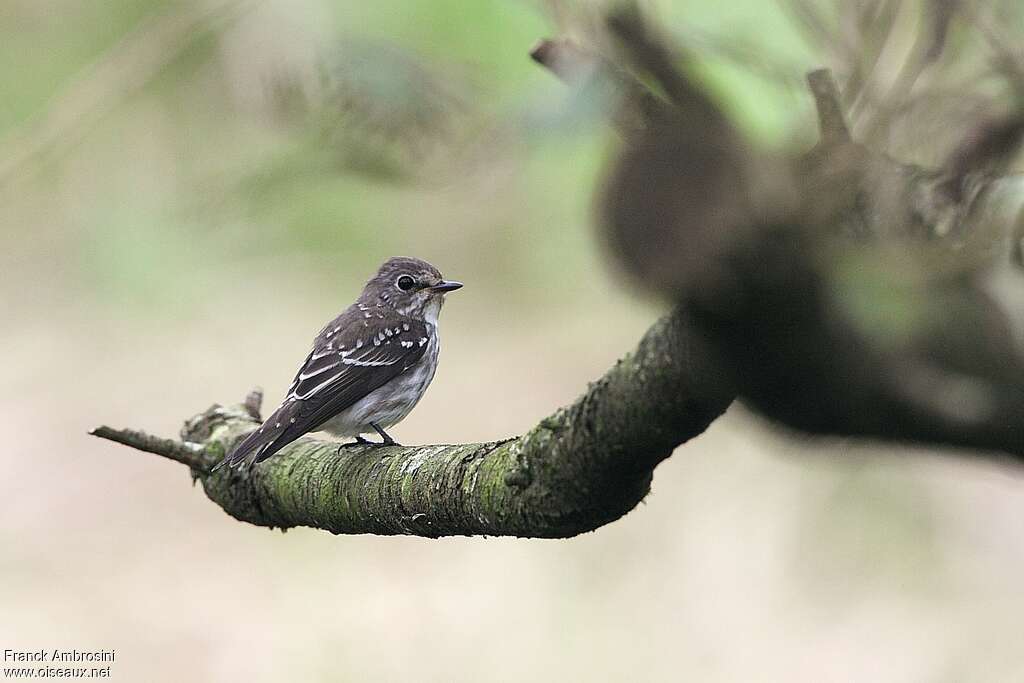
215;257;461;470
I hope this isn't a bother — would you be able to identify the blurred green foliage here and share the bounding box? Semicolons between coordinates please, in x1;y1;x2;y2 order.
8;7;1024;680
0;0;818;319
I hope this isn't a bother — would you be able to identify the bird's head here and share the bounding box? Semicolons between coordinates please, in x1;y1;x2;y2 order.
361;256;463;321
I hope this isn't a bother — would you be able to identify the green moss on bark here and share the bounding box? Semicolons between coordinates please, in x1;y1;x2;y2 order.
161;308;731;538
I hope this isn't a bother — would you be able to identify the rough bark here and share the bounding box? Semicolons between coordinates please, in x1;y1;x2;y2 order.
91;7;1024;540
92;308;733;538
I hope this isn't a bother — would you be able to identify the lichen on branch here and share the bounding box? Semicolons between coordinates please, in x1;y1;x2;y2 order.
91;308;733;538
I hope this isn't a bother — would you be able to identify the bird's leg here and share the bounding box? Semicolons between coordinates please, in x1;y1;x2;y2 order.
336;435;371;455
369;422;400;447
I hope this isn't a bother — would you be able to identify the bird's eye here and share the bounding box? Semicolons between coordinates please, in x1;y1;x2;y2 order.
396;275;415;291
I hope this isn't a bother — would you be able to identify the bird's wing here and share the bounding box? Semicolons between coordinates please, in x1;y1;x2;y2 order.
217;312;432;469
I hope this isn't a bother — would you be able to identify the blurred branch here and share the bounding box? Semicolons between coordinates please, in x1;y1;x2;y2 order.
529;38;597;84
529;37;671;135
90;310;733;538
776;0;836;54
606;8;733;141
593;7;1024;462
90;5;1024;541
935;113;1024;205
856;0;952;142
681;231;1024;461
807;68;851;145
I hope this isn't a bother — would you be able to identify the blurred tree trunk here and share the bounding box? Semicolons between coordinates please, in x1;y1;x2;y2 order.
93;6;1024;538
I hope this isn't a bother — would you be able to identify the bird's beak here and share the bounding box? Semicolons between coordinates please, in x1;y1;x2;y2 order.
428;280;463;293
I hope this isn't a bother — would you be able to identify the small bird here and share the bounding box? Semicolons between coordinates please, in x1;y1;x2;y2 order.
215;256;462;470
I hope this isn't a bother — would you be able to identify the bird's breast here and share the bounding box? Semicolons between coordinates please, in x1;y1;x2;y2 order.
321;330;440;436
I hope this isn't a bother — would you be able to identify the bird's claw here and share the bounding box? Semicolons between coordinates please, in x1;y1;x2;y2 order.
334;430;400;455
336;436;372;455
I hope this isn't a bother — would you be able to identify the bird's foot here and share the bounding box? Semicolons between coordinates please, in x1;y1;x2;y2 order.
356;438;402;448
369;422;400;447
336;436;372;455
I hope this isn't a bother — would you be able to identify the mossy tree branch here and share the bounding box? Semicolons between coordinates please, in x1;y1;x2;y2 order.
92;308;733;538
92;7;1024;540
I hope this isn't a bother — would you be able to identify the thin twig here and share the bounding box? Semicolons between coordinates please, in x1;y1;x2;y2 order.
529;38;597;84
937;113;1024;203
605;8;732;139
529;36;669;135
243;387;264;420
89;426;209;472
606;9;693;111
807;68;852;145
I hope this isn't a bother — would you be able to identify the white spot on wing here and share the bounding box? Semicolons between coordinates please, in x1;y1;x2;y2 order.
341;356;398;367
294;369;348;400
298;361;341;381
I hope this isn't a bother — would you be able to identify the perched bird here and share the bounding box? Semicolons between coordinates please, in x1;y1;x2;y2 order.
215;256;462;470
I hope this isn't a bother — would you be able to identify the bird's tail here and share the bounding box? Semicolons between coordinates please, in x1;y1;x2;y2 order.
211;403;298;471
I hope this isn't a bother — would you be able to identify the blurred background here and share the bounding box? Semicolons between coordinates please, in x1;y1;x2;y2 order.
3;0;1024;680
